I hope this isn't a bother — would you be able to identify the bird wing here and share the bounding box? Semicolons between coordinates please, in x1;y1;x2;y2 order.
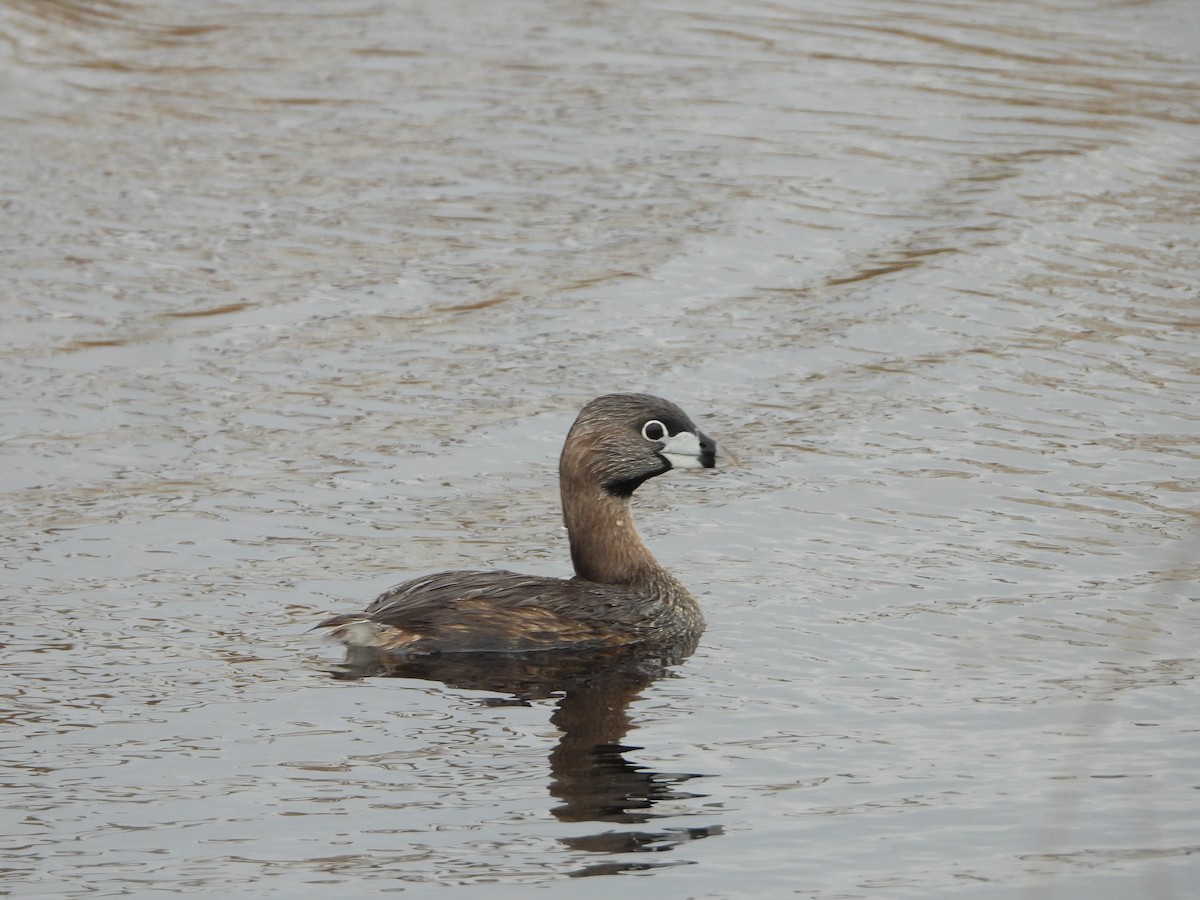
357;570;657;652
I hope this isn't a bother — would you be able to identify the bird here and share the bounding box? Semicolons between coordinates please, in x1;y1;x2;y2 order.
314;393;721;656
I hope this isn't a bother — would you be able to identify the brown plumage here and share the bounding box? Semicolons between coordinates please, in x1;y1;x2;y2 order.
314;393;720;656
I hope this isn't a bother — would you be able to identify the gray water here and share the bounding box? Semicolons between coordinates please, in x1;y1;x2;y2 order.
2;0;1198;896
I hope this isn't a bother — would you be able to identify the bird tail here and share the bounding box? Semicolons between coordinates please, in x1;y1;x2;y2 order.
310;613;389;648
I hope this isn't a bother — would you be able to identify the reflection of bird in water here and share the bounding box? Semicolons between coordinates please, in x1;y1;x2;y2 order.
314;393;723;656
318;393;727;873
332;643;723;875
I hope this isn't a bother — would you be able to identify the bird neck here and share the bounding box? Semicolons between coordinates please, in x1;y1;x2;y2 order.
560;482;668;588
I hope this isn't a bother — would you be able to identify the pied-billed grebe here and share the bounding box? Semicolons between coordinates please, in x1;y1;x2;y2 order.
314;393;722;655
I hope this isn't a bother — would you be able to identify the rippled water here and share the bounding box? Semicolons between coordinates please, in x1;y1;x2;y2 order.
2;0;1198;896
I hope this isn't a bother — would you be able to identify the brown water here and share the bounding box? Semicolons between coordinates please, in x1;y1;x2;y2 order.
2;0;1198;896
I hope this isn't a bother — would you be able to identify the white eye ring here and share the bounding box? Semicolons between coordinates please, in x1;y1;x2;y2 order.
641;419;668;442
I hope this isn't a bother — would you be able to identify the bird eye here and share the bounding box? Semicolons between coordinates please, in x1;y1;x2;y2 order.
641;419;667;442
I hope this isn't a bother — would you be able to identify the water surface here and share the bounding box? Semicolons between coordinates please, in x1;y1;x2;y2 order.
2;0;1198;896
